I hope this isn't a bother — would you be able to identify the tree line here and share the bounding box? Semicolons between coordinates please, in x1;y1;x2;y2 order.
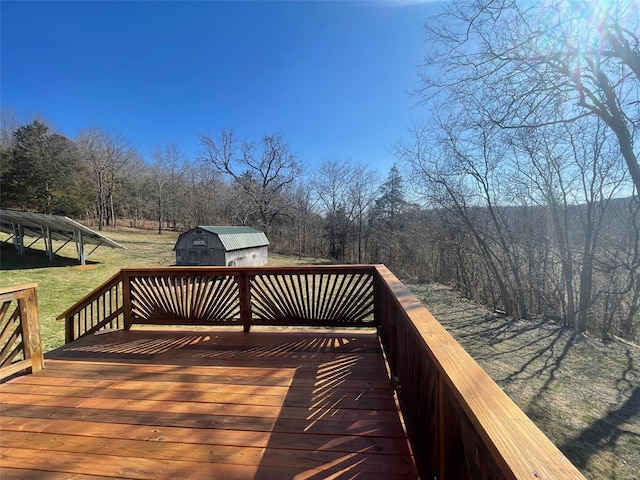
1;116;637;341
1;0;639;342
0;118;406;267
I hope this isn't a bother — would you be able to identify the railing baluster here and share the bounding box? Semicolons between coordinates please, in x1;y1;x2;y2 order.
57;272;125;340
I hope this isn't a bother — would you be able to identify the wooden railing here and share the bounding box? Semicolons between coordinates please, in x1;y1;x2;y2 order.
374;265;584;480
58;266;376;341
0;283;44;381
58;272;125;343
58;265;584;479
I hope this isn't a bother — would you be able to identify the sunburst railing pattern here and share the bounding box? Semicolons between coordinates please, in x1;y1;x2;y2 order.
250;270;374;326
128;273;240;325
59;266;377;337
0;283;43;380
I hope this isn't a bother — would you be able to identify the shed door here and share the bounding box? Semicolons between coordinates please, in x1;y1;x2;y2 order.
188;250;199;265
200;250;213;265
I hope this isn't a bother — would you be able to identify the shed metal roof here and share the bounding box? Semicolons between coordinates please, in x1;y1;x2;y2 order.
192;226;269;252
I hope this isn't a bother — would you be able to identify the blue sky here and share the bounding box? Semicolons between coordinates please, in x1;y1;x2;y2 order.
1;1;440;175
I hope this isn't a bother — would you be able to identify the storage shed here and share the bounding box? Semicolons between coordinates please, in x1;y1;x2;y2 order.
174;226;269;266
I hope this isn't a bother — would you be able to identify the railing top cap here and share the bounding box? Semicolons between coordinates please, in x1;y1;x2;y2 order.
119;265;382;273
0;283;38;296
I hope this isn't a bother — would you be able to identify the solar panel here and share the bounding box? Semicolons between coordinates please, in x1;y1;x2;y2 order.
0;209;125;265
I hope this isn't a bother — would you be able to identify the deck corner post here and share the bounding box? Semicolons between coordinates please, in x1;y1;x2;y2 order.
20;286;44;373
374;266;398;378
373;268;382;328
122;271;132;330
238;270;252;332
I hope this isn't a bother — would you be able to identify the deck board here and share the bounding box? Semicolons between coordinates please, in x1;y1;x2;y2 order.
0;328;418;479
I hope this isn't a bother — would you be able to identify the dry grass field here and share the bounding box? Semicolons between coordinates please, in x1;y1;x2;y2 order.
407;282;640;480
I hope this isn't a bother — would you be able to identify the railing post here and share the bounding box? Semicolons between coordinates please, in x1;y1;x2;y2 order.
238;270;252;333
122;271;132;330
19;286;44;374
375;266;398;379
64;315;73;344
373;268;382;328
0;283;44;380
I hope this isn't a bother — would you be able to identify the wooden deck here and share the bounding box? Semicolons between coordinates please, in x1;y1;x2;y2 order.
0;327;418;479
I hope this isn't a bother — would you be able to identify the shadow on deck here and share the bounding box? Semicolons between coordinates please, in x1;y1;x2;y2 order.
0;327;418;479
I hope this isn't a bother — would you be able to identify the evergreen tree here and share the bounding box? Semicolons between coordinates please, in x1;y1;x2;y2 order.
1;121;89;215
374;164;406;228
369;165;408;268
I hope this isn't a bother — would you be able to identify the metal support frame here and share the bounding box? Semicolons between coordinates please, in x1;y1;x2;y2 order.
12;222;25;255
13;225;54;261
1;210;125;264
85;241;103;259
74;229;86;266
45;226;53;260
55;238;73;254
27;234;43;249
39;225;54;260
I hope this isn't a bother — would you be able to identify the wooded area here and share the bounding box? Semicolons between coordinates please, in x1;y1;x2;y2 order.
1;0;638;343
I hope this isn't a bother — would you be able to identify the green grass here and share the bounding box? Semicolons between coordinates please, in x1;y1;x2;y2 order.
0;227;330;352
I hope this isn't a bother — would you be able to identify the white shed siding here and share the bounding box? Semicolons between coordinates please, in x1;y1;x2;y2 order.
225;246;269;266
174;226;269;266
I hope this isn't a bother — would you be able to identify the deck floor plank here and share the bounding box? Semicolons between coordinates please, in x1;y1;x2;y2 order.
0;467;120;480
0;417;411;455
0;328;417;479
0;383;399;410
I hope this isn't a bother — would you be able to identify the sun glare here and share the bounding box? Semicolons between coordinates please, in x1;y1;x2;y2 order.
532;0;637;78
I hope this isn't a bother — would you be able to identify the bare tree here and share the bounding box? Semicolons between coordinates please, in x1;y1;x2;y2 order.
311;159;352;260
149;142;185;234
288;180;318;259
507;118;629;330
398;118;527;317
181;162;220;227
347;164;379;263
399;103;635;336
117;153;147;228
568;122;628;332
621;199;640;338
598;195;640;340
0;106;22;151
149;150;169;234
309;159;378;262
422;0;640;192
78;127;132;230
199;129;303;232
